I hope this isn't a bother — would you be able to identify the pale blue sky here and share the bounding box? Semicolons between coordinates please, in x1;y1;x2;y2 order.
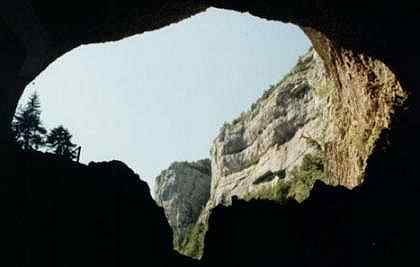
19;8;310;194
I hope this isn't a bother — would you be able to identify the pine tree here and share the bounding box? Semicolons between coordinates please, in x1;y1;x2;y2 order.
12;92;47;150
46;126;77;160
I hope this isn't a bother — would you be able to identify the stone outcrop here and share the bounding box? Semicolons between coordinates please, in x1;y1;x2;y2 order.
208;48;329;208
177;48;333;259
155;159;211;250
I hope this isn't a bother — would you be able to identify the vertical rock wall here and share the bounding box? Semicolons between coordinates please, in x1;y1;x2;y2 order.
304;28;407;187
155;159;211;251
208;48;329;208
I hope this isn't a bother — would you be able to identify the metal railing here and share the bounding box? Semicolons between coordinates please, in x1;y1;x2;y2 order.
72;146;82;162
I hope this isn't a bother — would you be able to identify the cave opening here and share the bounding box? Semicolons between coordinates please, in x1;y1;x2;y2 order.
11;8;314;260
14;7;310;194
3;1;420;266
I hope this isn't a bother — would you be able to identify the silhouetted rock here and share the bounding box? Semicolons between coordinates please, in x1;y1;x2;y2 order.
200;148;420;267
0;145;192;267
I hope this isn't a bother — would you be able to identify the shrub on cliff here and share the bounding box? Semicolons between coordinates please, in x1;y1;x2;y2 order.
178;222;207;259
245;181;291;203
288;153;326;202
246;153;327;203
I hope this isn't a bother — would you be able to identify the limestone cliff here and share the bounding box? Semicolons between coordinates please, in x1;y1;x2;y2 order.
179;48;332;258
303;28;407;188
155;159;211;251
209;48;329;206
166;48;403;260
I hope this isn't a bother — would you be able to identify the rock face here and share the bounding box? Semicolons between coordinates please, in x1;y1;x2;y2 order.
209;48;329;207
303;28;407;188
155;159;211;250
176;48;332;258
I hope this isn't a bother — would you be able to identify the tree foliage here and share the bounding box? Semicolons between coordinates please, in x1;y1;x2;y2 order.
11;92;79;160
12;92;47;150
46;126;78;160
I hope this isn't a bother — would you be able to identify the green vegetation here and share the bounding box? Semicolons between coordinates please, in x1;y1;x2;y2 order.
178;222;207;259
246;152;327;203
221;121;230;131
179;153;327;259
232;111;247;126
273;169;286;179
245;180;291;203
288;153;327;202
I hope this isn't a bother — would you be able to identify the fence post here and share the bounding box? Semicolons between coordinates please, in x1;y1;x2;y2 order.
74;146;81;162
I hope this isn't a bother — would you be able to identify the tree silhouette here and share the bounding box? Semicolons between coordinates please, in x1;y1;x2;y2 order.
12;92;47;150
46;125;78;160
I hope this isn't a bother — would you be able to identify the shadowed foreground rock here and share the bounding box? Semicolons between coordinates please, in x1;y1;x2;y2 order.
0;144;199;267
201;183;420;266
3;135;420;266
200;133;420;267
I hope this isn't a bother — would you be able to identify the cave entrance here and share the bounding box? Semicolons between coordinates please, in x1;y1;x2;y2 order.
14;8;310;259
4;2;417;265
16;7;310;192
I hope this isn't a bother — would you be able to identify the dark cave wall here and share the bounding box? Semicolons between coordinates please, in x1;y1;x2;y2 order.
0;147;200;266
200;178;420;267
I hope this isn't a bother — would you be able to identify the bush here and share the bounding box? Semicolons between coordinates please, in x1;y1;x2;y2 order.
288;153;327;202
247;153;327;203
245;180;291;203
178;222;208;259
